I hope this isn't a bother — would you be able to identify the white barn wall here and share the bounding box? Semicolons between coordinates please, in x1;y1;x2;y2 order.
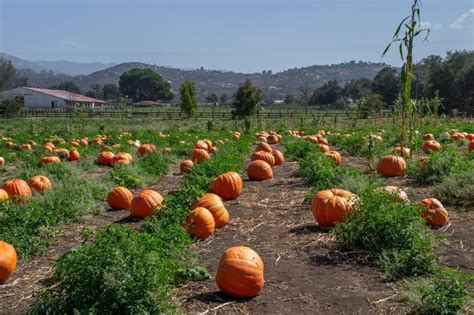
5;87;67;108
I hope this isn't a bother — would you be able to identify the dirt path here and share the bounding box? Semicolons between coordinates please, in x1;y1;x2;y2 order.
0;167;183;314
177;154;397;314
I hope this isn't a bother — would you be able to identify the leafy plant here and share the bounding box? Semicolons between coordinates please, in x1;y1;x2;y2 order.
434;167;474;211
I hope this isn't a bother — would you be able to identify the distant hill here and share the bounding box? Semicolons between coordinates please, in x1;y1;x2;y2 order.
3;53;389;102
0;53;114;75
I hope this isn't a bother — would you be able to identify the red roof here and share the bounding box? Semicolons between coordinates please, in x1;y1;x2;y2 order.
22;87;106;103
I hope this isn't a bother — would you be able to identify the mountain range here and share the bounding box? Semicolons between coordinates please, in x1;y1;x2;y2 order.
1;53;389;101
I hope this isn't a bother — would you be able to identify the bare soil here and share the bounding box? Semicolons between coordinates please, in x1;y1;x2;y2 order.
0;167;183;314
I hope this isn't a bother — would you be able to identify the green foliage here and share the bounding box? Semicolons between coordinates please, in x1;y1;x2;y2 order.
119;68;174;102
309;80;342;106
401;269;473;315
0;58;27;91
109;166;143;189
333;190;438;280
232;79;262;119
434;167;474;211
180;79;198;118
356;92;384;119
284;94;295;104
0;98;23;118
409;148;470;185
371;66;400;105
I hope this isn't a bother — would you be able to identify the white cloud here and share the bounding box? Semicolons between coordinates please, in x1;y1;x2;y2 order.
449;8;474;29
58;39;80;49
420;21;442;30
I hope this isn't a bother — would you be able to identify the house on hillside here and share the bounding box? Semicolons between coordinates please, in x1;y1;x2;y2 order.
2;87;105;108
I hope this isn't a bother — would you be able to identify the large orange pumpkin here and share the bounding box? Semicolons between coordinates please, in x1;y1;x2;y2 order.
180;160;194;174
137;144;157;157
311;189;356;227
130;189;163;217
247;160;273;181
191;193;229;228
191;148;211;164
254;142;272;153
216;246;264;298
376;155;407;177
251;151;275;167
420;198;448;227
107;187;133;210
271;150;284;165
98;151;115;166
2;179;32;202
209;171;243;200
422;140;441;153
0;241;17;284
40;156;61;166
183;207;215;240
324;151;342;166
28;175;52;193
0;189;8;202
68;149;80;161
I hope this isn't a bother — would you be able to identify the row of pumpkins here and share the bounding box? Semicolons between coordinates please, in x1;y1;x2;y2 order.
290;130;343;166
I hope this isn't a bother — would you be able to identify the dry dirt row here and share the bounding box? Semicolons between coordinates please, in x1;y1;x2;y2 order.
0;166;183;314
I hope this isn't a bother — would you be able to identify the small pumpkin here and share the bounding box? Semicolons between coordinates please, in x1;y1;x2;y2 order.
195;140;209;151
216;246;264;298
311;189;356;227
0;157;4;166
376;155;407;177
1;179;32;201
251;151;275;167
450;132;465;142
232;133;240;140
247;160;273;181
130;189;163;217
183;207;215;240
114;152;133;165
267;135;279;144
5;141;14;149
80;139;89;147
191;148;211;164
319;144;330;153
271;150;284;165
98;151;115;166
420;198;448;227
191;193;229;228
180;160;194;174
28;175;52;193
422;133;434;141
138;144;157;157
17;144;32;151
422;140;441;153
0;189;9;202
324;151;342;166
392;146;411;159
209;171;243;200
68;149;80;161
0;241;17;284
107;186;133;210
40;156;61;166
468;141;474;151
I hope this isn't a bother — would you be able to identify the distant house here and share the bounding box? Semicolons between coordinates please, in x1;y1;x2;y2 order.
133;100;161;107
2;87;105;108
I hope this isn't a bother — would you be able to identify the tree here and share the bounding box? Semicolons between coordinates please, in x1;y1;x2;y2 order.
219;93;228;104
50;81;81;94
119;68;174;102
372;67;400;105
180;79;198;118
85;84;104;100
0;99;23;118
342;78;372;100
297;85;312;113
0;59;27;91
284;94;295;104
310;80;342;106
232;79;262;119
356;92;384;119
205;93;219;104
103;84;121;100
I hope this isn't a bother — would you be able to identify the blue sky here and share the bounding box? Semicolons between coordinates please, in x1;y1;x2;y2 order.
1;0;473;73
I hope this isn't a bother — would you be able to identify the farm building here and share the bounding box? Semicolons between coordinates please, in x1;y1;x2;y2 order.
133;100;161;107
2;87;106;108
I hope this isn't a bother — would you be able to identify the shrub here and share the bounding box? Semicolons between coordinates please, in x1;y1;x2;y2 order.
434;168;474;211
333;190;438;280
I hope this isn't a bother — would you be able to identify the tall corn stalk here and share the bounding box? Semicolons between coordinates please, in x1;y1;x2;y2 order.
382;0;429;157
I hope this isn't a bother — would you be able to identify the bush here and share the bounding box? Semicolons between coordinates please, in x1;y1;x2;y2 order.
434;168;474;211
333;190;439;280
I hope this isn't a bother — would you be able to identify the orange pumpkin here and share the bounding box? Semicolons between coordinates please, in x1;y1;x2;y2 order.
324;151;342;166
232;133;240;141
183;207;215;240
191;193;229;228
98;151;115;166
251;151;275;167
267;135;279;144
311;189;356;227
317;137;329;145
195;140;209;151
420;198;448;227
68;149;80;161
247;160;273;181
319;144;330;153
422;133;434;141
392;146;411;159
254;142;272;153
107;186;133;210
5;141;14;149
0;157;4;166
209;171;243;200
80;139;88;147
130;189;163;217
376;155;407;177
271;150;284;165
0;189;9;202
0;241;17;284
422;140;441;153
191;148;211;164
17;144;32;151
1;179;32;201
40;156;61;166
180;160;194;174
468;141;474;151
54;148;70;160
114;152;133;165
216;246;264;298
137;144;157;157
71;140;80;147
28;175;52;193
208;146;218;154
450;132;465;142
